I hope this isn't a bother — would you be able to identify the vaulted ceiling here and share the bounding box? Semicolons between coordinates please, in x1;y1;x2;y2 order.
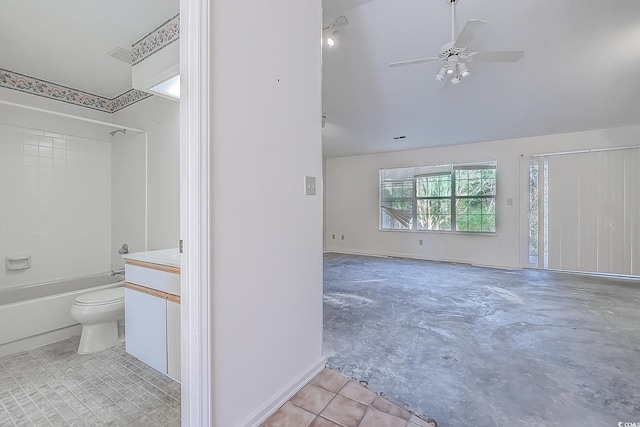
321;0;640;157
1;1;639;157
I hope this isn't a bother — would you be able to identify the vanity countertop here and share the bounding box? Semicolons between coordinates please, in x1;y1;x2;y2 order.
123;248;181;268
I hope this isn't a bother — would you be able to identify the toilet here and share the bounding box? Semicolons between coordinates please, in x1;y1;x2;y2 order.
70;287;125;354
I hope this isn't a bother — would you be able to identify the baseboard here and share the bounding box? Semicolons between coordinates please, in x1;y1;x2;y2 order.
527;267;640;281
239;356;327;427
325;248;519;270
0;324;81;358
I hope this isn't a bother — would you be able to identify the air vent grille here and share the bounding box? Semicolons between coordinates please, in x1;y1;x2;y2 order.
107;47;133;65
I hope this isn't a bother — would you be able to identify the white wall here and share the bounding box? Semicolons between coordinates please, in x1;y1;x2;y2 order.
113;96;179;250
0;88;115;140
209;0;324;425
0;122;111;288
325;125;640;269
111;132;147;269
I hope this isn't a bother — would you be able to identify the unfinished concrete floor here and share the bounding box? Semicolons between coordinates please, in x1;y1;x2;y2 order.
323;253;640;427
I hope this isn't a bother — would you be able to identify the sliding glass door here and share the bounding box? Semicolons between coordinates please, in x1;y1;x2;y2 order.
523;148;640;275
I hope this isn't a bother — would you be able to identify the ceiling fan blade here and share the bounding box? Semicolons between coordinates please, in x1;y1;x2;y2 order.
453;19;486;48
469;51;524;62
389;57;440;68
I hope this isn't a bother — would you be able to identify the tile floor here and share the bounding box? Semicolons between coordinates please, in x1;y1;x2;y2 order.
1;337;436;427
262;368;437;427
0;336;180;426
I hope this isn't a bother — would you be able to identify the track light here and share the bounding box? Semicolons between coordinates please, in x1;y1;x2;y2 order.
323;16;348;49
325;32;337;49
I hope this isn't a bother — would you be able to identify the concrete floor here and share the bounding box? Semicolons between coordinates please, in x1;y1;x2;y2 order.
323;253;640;427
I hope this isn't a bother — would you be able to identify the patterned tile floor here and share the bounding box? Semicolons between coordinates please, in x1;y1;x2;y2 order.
0;337;180;426
0;338;436;427
262;369;437;427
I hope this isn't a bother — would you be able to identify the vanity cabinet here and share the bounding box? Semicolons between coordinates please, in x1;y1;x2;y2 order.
124;287;167;374
166;299;181;381
123;253;181;382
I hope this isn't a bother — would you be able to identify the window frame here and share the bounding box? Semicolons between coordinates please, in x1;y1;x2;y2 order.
379;162;497;234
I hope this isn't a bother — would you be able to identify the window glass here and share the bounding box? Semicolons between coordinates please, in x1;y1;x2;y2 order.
380;161;497;233
416;174;451;198
417;199;451;231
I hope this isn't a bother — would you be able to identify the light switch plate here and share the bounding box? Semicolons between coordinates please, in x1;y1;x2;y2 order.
305;176;316;196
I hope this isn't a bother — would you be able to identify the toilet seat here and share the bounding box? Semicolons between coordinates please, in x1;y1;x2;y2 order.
75;287;125;306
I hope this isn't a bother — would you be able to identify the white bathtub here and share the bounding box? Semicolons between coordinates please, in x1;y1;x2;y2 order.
0;273;122;357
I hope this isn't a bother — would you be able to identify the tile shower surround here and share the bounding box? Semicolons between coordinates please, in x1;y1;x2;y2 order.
0;123;111;288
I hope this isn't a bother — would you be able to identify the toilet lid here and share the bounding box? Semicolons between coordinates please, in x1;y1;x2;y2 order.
75;287;125;306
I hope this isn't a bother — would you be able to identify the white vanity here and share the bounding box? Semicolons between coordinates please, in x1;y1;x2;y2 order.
122;248;181;382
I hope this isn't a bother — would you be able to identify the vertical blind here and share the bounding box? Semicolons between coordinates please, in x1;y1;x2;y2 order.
547;148;640;275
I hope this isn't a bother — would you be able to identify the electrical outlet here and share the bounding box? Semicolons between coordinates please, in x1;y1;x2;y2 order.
341;235;345;240
507;198;513;206
419;239;423;245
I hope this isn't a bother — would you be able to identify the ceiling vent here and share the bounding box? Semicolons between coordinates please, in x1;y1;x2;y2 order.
107;47;133;65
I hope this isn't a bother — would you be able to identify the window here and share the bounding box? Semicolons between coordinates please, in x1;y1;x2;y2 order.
380;162;497;233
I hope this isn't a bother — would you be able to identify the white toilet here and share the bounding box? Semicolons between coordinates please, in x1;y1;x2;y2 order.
70;287;125;354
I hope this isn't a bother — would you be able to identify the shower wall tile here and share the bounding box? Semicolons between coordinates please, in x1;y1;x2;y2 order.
0;123;112;288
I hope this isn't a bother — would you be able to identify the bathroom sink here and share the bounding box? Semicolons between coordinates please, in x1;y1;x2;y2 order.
123;248;181;267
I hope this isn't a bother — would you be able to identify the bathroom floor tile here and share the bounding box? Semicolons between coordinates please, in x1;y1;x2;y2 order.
0;336;180;427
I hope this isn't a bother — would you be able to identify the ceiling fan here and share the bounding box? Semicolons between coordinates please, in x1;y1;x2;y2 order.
389;0;524;86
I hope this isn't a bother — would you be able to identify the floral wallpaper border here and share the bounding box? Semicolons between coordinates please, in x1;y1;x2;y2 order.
132;13;180;66
0;68;152;113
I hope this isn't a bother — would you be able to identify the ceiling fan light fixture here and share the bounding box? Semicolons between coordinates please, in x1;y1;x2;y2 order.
458;62;470;78
446;55;460;75
388;1;524;86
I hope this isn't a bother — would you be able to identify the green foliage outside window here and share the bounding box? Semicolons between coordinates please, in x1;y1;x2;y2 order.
380;162;497;233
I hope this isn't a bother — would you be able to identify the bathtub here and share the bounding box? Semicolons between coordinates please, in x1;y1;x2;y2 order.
0;273;122;357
